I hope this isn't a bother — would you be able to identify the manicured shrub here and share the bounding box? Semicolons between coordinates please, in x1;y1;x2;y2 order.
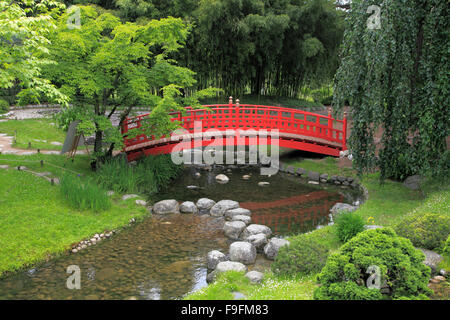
335;212;365;243
314;228;432;300
60;174;111;211
394;211;450;251
271;237;329;277
0;99;9;114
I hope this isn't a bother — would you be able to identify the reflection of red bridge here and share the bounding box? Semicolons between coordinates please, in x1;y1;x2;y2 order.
241;191;344;233
121;99;348;161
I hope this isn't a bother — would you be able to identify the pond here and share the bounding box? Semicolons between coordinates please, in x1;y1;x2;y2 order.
0;165;361;300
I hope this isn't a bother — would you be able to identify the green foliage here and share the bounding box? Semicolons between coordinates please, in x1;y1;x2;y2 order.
0;99;8;114
333;0;449;180
185;0;344;97
271;236;329;277
394;211;450;251
96;154;182;195
314;228;432;300
16;88;41;106
53;105;90;131
43;5;219;159
443;236;450;255
335;212;365;243
0;0;68;105
60;173;111;211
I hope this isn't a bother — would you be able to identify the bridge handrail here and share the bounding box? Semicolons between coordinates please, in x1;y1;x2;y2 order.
122;104;348;151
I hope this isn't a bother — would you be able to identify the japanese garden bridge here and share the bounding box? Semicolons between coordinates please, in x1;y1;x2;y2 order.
121;97;348;162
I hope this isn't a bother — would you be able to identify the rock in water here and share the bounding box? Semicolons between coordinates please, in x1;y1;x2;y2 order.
215;174;230;183
231;215;251;225
210;200;239;217
229;242;257;265
242;224;272;239
264;238;290;260
206;250;227;270
329;203;357;216
225;208;251;220
152;199;179;214
245;233;268;252
196;198;216;214
179;201;198;214
223;221;246;240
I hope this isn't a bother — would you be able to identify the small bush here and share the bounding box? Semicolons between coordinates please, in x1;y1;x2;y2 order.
0;99;9;114
60;174;111;211
271;237;329;277
314;228;432;300
394;211;450;251
16;88;40;106
335;212;365;243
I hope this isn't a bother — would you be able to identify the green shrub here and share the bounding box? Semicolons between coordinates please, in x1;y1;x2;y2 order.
394;211;450;251
0;99;9;114
16;88;40;106
271;236;329;277
314;228;432;300
60;174;111;211
335;212;365;243
444;236;450;255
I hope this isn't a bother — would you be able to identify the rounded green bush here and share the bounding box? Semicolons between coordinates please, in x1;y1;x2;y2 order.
394;211;450;251
0;99;9;114
335;212;365;243
271;236;329;277
314;228;432;300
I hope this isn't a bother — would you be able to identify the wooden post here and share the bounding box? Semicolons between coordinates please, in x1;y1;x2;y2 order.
342;111;348;150
28;142;31;149
40;160;44;167
229;96;233;106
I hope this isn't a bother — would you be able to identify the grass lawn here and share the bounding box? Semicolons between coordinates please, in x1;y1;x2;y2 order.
0;119;66;150
0;154;150;278
281;156;356;178
186;156;449;300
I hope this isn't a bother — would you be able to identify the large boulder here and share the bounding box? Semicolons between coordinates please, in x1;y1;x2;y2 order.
196;198;216;214
245;233;268;252
210;200;239;217
329;203;357;216
403;175;422;190
264;238;290;260
206;261;247;283
152;199;179;214
206;250;227;270
179;201;198;214
307;171;320;182
242;224;272;239
232;215;252;225
215;174;230;183
245;271;264;284
419;248;443;274
223;221;246;240
216;261;247;273
229;242;257;265
225;207;251;220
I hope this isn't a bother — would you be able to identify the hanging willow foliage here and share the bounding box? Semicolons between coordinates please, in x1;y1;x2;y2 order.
333;0;449;180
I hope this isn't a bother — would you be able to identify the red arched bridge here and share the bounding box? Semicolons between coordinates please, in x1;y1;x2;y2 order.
121;99;348;162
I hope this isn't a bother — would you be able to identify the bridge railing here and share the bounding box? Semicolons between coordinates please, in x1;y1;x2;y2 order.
122;103;347;152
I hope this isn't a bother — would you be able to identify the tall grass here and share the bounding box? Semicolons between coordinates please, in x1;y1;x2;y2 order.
60;174;111;211
96;154;183;195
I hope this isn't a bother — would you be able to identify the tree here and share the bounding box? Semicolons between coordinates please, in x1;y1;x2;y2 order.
0;0;67;105
44;5;219;166
333;0;449;180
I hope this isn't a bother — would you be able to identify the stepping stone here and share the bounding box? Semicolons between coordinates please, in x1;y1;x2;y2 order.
51;141;63;146
122;194;139;201
245;271;264;284
135;200;147;206
0;165;9;169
